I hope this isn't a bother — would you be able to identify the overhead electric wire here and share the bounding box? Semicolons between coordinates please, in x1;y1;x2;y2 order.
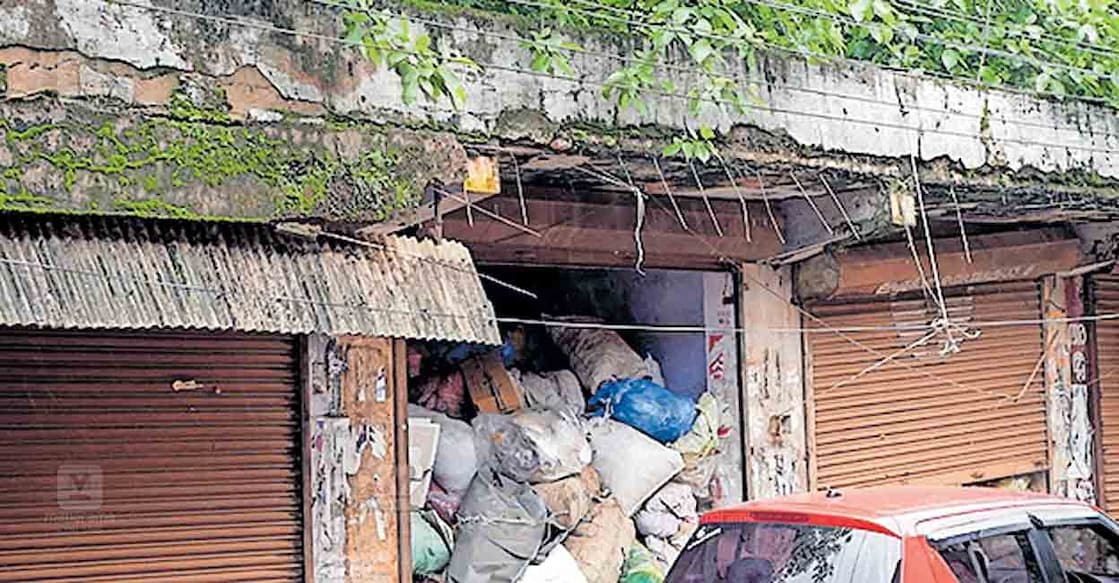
107;0;1119;156
540;0;1119;106
307;0;1119;143
557;0;1117;80
891;0;1119;59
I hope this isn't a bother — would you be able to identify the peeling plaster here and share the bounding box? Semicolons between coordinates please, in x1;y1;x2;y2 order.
5;0;1111;180
54;0;189;70
0;5;30;41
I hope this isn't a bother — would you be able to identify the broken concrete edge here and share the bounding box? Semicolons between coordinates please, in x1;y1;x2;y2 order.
0;1;1114;194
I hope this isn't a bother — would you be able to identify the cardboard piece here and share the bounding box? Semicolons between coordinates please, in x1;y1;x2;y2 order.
461;352;524;414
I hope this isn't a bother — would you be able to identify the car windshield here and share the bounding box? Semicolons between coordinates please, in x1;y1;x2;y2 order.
665;521;902;583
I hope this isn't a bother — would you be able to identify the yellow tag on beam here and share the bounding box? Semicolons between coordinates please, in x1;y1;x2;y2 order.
464;156;500;195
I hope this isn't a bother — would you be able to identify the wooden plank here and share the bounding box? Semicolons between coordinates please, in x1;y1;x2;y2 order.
444;195;783;267
802;229;1080;300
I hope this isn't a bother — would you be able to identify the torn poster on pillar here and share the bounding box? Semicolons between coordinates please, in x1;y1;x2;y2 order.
703;271;743;504
311;417;389;581
311;417;351;582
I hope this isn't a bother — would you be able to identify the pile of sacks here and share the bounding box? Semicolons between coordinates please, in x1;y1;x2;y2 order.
408;325;731;582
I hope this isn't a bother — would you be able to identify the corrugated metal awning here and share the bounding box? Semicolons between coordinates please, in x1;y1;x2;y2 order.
0;214;499;344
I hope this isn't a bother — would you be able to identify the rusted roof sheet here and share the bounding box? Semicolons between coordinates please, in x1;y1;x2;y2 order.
0;214;499;344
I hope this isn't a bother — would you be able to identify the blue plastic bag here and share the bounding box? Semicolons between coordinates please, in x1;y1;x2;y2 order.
588;378;697;443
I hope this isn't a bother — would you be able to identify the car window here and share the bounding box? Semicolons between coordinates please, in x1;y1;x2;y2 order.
665;522;901;583
937;532;1043;583
1046;523;1119;580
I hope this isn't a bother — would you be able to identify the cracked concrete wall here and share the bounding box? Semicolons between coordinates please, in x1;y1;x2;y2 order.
1;0;1114;183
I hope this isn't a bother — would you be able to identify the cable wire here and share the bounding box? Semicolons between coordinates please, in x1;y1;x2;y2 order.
525;0;1118;106
107;0;1119;156
305;0;1119;142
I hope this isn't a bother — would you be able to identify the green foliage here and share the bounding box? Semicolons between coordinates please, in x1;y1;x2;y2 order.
663;125;718;161
523;28;582;76
343;0;480;108
346;0;1119;119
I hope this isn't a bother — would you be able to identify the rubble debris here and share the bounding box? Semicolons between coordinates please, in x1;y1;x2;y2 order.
412;509;454;576
463;351;525;414
409;404;479;494
564;498;637;583
532;466;601;530
516;369;585;417
589;378;697;443
589;419;684;516
548;325;650;391
447;466;548;583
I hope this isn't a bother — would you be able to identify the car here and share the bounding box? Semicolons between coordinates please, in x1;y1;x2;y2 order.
664;485;1119;582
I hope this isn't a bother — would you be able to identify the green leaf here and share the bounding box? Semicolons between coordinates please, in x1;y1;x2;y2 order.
941;48;960;71
399;68;419;105
663;142;682;157
699;125;716;140
694;144;712;163
531;52;550;73
849;0;874;22
689;39;715;64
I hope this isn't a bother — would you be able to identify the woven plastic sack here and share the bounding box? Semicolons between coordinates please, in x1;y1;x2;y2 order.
412;510;454;576
588;420;684;516
564;499;636;583
671;392;722;461
532;466;600;530
409;404;478;493
621;544;665;583
426;480;462;525
589;379;697;443
517;369;585;417
634;482;697;538
474;410;591;484
548;325;648;391
447;466;548;583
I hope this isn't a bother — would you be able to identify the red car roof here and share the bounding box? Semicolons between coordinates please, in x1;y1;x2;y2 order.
702;486;1091;538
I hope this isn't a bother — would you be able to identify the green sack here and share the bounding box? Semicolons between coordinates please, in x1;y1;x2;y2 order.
620;543;664;583
412;510;454;576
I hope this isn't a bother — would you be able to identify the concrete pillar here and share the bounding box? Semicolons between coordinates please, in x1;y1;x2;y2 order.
739;264;809;499
307;335;408;582
1043;275;1096;502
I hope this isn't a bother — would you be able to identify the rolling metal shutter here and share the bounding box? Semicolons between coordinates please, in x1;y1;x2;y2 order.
0;330;304;582
1094;275;1119;511
807;282;1049;489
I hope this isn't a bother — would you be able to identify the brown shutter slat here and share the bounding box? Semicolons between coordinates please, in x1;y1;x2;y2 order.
1094;275;1119;511
0;330;303;582
807;282;1049;488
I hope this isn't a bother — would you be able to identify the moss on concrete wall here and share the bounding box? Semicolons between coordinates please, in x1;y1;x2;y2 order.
0;98;438;221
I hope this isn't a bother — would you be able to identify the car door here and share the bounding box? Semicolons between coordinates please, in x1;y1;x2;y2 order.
1036;516;1119;583
931;525;1066;583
